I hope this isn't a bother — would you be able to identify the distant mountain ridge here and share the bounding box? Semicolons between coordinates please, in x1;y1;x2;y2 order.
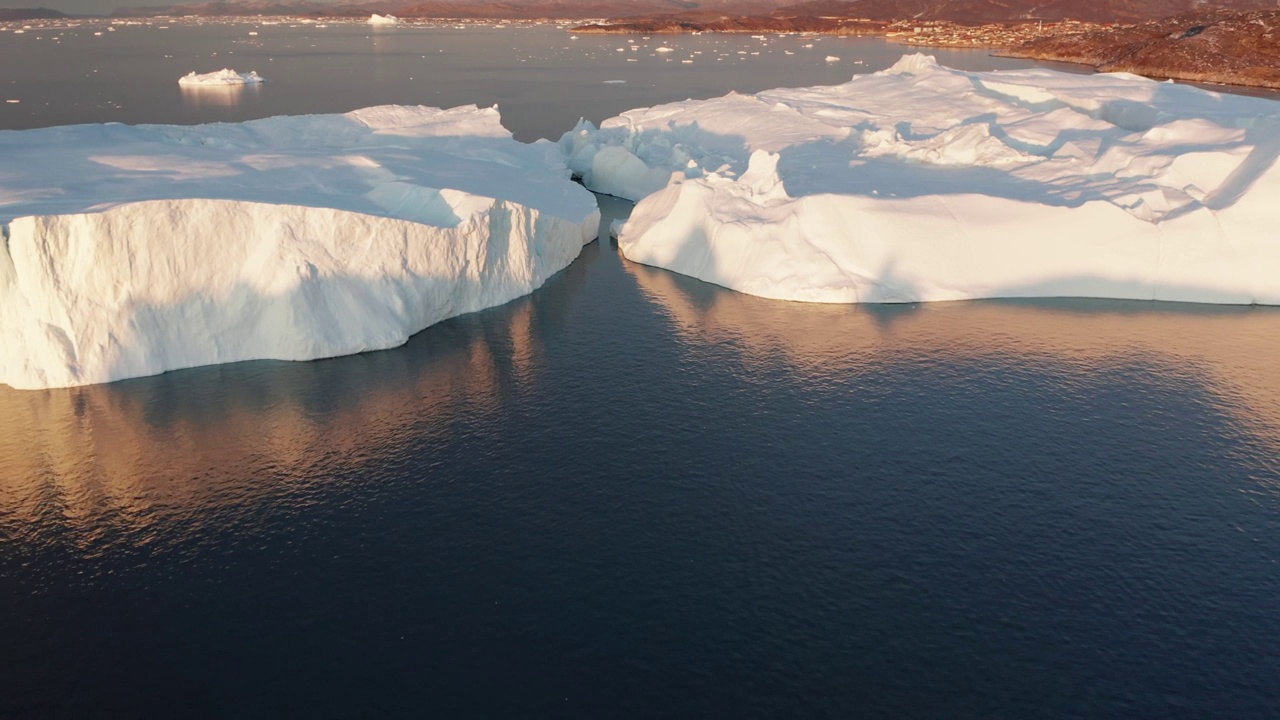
0;0;1262;23
100;0;1280;24
0;7;69;20
109;0;792;19
763;0;1278;24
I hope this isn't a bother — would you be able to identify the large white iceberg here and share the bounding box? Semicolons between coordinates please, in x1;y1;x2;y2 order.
0;105;599;390
562;54;1280;305
368;14;399;25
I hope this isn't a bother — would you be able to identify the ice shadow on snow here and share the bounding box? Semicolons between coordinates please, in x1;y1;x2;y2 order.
775;122;1278;221
590;78;1280;221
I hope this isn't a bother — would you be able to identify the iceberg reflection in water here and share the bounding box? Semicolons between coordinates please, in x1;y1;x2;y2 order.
179;81;262;108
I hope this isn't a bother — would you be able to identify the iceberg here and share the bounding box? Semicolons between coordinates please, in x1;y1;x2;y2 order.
178;69;265;86
368;14;399;26
564;54;1280;305
0;105;600;390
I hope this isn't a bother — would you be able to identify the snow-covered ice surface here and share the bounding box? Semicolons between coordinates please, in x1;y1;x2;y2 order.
564;54;1280;305
178;68;265;86
0;105;599;389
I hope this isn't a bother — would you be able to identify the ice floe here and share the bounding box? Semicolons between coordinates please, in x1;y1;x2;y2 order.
0;105;599;389
564;54;1280;305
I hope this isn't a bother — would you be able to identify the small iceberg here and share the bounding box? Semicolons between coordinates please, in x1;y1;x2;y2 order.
178;69;265;86
368;14;399;25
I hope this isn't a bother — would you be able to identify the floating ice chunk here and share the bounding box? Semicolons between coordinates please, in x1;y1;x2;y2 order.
369;14;399;25
178;68;265;86
0;105;600;389
655;47;674;53
825;55;839;63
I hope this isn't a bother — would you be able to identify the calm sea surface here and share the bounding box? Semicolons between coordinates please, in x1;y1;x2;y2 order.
2;21;1279;718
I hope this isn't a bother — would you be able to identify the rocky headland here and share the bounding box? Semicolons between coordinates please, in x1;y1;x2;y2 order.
1002;9;1280;89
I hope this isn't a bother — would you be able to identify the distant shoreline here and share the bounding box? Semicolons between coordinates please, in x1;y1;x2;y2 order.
6;10;1278;93
573;9;1280;92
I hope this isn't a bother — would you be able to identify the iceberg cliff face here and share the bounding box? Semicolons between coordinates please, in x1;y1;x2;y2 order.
565;55;1280;305
0;105;599;390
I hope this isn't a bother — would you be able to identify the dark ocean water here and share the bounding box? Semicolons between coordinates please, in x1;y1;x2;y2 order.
4;196;1279;717
2;23;1280;719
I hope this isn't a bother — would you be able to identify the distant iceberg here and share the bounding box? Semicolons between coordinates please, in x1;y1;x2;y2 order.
178;68;265;86
0;105;599;390
368;14;399;25
564;54;1280;305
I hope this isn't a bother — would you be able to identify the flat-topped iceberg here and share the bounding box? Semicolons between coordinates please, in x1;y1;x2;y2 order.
563;54;1280;305
0;105;599;390
178;68;265;86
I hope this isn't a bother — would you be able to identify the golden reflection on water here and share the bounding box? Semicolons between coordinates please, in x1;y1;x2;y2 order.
0;299;542;535
179;83;261;108
624;257;1280;455
2;242;1277;533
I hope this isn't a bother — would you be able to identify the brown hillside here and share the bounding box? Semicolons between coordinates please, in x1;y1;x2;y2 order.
1009;9;1280;88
